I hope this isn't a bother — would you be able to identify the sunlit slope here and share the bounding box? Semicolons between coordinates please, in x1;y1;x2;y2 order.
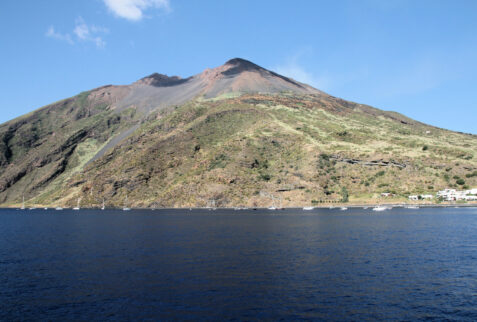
29;93;476;208
1;57;476;207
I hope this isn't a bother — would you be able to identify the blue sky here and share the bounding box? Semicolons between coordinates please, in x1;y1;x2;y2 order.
1;0;476;133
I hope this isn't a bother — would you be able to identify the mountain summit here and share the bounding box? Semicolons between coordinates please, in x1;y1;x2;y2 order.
108;58;322;114
0;58;476;208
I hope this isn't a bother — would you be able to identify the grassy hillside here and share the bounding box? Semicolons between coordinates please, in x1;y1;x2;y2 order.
7;93;474;208
0;91;142;206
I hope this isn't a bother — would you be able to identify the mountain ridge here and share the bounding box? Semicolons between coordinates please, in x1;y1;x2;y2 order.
0;58;476;208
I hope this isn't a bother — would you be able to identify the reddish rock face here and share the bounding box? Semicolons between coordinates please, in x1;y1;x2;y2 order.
98;58;325;115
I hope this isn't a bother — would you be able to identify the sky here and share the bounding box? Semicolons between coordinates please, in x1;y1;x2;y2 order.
1;0;476;133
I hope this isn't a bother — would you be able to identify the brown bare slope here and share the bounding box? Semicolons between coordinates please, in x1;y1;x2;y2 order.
111;58;323;114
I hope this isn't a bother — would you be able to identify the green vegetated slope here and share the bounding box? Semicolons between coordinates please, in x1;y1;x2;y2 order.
0;91;142;206
9;92;473;208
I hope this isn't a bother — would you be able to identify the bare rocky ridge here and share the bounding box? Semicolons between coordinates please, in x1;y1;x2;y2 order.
102;58;323;114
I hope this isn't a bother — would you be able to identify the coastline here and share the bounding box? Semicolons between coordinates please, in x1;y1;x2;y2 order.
2;202;477;210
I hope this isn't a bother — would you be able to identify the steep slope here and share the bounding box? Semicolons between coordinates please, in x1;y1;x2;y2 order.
58;93;476;208
111;58;322;114
0;91;142;205
1;59;476;207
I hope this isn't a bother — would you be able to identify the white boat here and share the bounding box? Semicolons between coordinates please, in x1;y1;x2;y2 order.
303;206;314;210
406;205;419;209
101;198;105;210
73;198;80;211
44;208;48;210
123;195;131;211
267;206;277;210
372;206;387;212
363;206;368;209
206;199;217;210
340;207;348;211
55;207;63;210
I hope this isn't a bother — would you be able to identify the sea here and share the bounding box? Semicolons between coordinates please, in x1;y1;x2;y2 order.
1;207;477;320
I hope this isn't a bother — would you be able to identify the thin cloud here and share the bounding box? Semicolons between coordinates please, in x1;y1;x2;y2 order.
103;0;171;21
46;18;108;48
275;61;330;91
73;17;108;48
45;26;74;45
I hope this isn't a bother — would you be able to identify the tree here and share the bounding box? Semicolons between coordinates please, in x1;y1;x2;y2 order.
341;186;349;203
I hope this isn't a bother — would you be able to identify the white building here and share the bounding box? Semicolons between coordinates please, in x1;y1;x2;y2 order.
409;195;419;201
436;188;477;201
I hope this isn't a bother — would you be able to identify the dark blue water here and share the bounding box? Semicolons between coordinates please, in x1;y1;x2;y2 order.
1;207;477;320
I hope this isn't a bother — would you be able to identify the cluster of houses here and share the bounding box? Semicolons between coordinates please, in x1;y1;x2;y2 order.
408;194;434;201
435;188;477;201
406;188;477;202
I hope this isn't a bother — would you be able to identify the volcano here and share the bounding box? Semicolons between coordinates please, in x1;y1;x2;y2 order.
0;58;476;207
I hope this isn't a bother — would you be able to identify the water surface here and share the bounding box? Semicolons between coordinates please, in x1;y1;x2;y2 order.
1;207;477;320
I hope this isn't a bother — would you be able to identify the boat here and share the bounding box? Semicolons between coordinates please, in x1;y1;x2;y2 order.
303;206;314;210
267;206;277;210
44;208;48;210
405;205;419;209
20;195;25;210
101;198;105;210
55;207;63;210
206;199;217;210
372;206;387;212
363;206;368;209
73;198;80;211
277;197;285;210
123;195;131;211
340;207;348;211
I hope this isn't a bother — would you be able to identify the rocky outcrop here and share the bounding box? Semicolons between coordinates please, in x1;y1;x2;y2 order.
330;155;407;168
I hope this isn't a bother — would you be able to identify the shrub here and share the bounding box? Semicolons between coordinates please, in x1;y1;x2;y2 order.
465;171;477;178
422;145;428;151
260;174;271;181
341;187;349;203
456;178;465;185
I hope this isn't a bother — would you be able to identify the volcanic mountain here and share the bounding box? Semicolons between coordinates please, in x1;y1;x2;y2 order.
0;58;476;208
